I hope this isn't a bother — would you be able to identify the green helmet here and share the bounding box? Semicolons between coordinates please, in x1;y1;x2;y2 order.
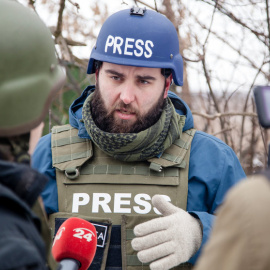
0;0;66;137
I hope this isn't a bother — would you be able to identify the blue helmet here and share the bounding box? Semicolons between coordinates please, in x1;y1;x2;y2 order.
87;7;183;86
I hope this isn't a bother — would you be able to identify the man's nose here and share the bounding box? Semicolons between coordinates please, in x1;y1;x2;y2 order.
120;83;135;104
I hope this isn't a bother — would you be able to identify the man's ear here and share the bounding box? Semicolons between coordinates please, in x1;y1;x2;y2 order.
28;122;44;156
164;74;173;98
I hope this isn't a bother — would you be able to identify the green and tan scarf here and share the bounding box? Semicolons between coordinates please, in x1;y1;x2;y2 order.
82;93;185;162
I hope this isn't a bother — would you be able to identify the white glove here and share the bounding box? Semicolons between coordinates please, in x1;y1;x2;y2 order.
131;195;202;270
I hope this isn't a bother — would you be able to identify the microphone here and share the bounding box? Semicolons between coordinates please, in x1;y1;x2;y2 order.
52;217;97;270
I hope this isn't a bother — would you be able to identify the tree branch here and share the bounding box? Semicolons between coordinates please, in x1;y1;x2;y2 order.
192;111;257;120
55;0;65;39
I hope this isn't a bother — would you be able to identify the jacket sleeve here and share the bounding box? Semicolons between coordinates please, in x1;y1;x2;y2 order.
32;133;59;214
0;237;47;270
186;131;246;265
0;188;48;270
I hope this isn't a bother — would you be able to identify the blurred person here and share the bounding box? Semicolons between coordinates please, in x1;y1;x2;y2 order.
0;0;65;269
193;172;270;270
32;7;246;270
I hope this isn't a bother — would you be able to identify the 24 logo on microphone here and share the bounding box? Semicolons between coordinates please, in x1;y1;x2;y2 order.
73;227;96;242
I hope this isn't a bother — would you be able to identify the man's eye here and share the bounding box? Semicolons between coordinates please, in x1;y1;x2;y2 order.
111;76;120;81
140;80;149;85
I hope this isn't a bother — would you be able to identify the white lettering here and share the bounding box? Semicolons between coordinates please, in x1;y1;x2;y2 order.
114;193;131;213
53;227;65;246
144;40;154;58
71;192;173;215
134;39;144;57
105;35;114;52
124;38;134;56
133;193;151;214
72;193;90;213
104;35;154;58
98;232;104;241
73;228;95;242
113;36;123;54
153;195;171;215
92;193;112;213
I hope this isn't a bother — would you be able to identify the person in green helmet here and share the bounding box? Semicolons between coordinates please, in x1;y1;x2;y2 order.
0;1;66;269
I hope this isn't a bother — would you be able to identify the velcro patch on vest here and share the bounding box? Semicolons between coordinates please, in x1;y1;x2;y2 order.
51;124;93;172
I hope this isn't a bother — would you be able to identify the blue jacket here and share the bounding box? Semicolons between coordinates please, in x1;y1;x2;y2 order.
32;86;246;265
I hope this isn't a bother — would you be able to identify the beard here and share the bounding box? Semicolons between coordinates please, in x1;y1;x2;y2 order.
90;80;166;133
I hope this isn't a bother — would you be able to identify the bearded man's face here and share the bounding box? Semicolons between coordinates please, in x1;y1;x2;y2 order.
90;62;172;133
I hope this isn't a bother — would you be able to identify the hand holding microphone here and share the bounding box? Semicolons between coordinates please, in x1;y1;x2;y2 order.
52;217;97;270
131;195;202;270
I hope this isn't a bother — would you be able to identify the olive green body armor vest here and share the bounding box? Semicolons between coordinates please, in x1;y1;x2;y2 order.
50;124;195;270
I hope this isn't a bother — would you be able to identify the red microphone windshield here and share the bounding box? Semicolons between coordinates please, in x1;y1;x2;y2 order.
52;217;97;270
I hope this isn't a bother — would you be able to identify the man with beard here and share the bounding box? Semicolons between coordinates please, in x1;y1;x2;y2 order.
32;7;246;270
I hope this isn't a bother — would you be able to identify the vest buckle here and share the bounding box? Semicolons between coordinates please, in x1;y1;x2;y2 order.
149;162;163;172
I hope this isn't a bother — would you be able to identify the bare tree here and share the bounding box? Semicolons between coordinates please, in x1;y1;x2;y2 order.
19;0;270;173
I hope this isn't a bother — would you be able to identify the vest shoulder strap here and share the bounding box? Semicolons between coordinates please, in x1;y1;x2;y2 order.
51;124;93;178
51;125;196;176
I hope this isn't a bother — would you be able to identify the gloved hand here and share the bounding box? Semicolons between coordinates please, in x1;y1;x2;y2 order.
131;195;202;270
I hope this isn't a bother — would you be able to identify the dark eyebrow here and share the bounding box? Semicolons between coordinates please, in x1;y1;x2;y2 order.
105;69;156;81
105;69;124;77
137;75;156;81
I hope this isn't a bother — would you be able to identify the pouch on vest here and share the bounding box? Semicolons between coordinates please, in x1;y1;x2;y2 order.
121;215;193;270
51;124;93;179
49;212;112;270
